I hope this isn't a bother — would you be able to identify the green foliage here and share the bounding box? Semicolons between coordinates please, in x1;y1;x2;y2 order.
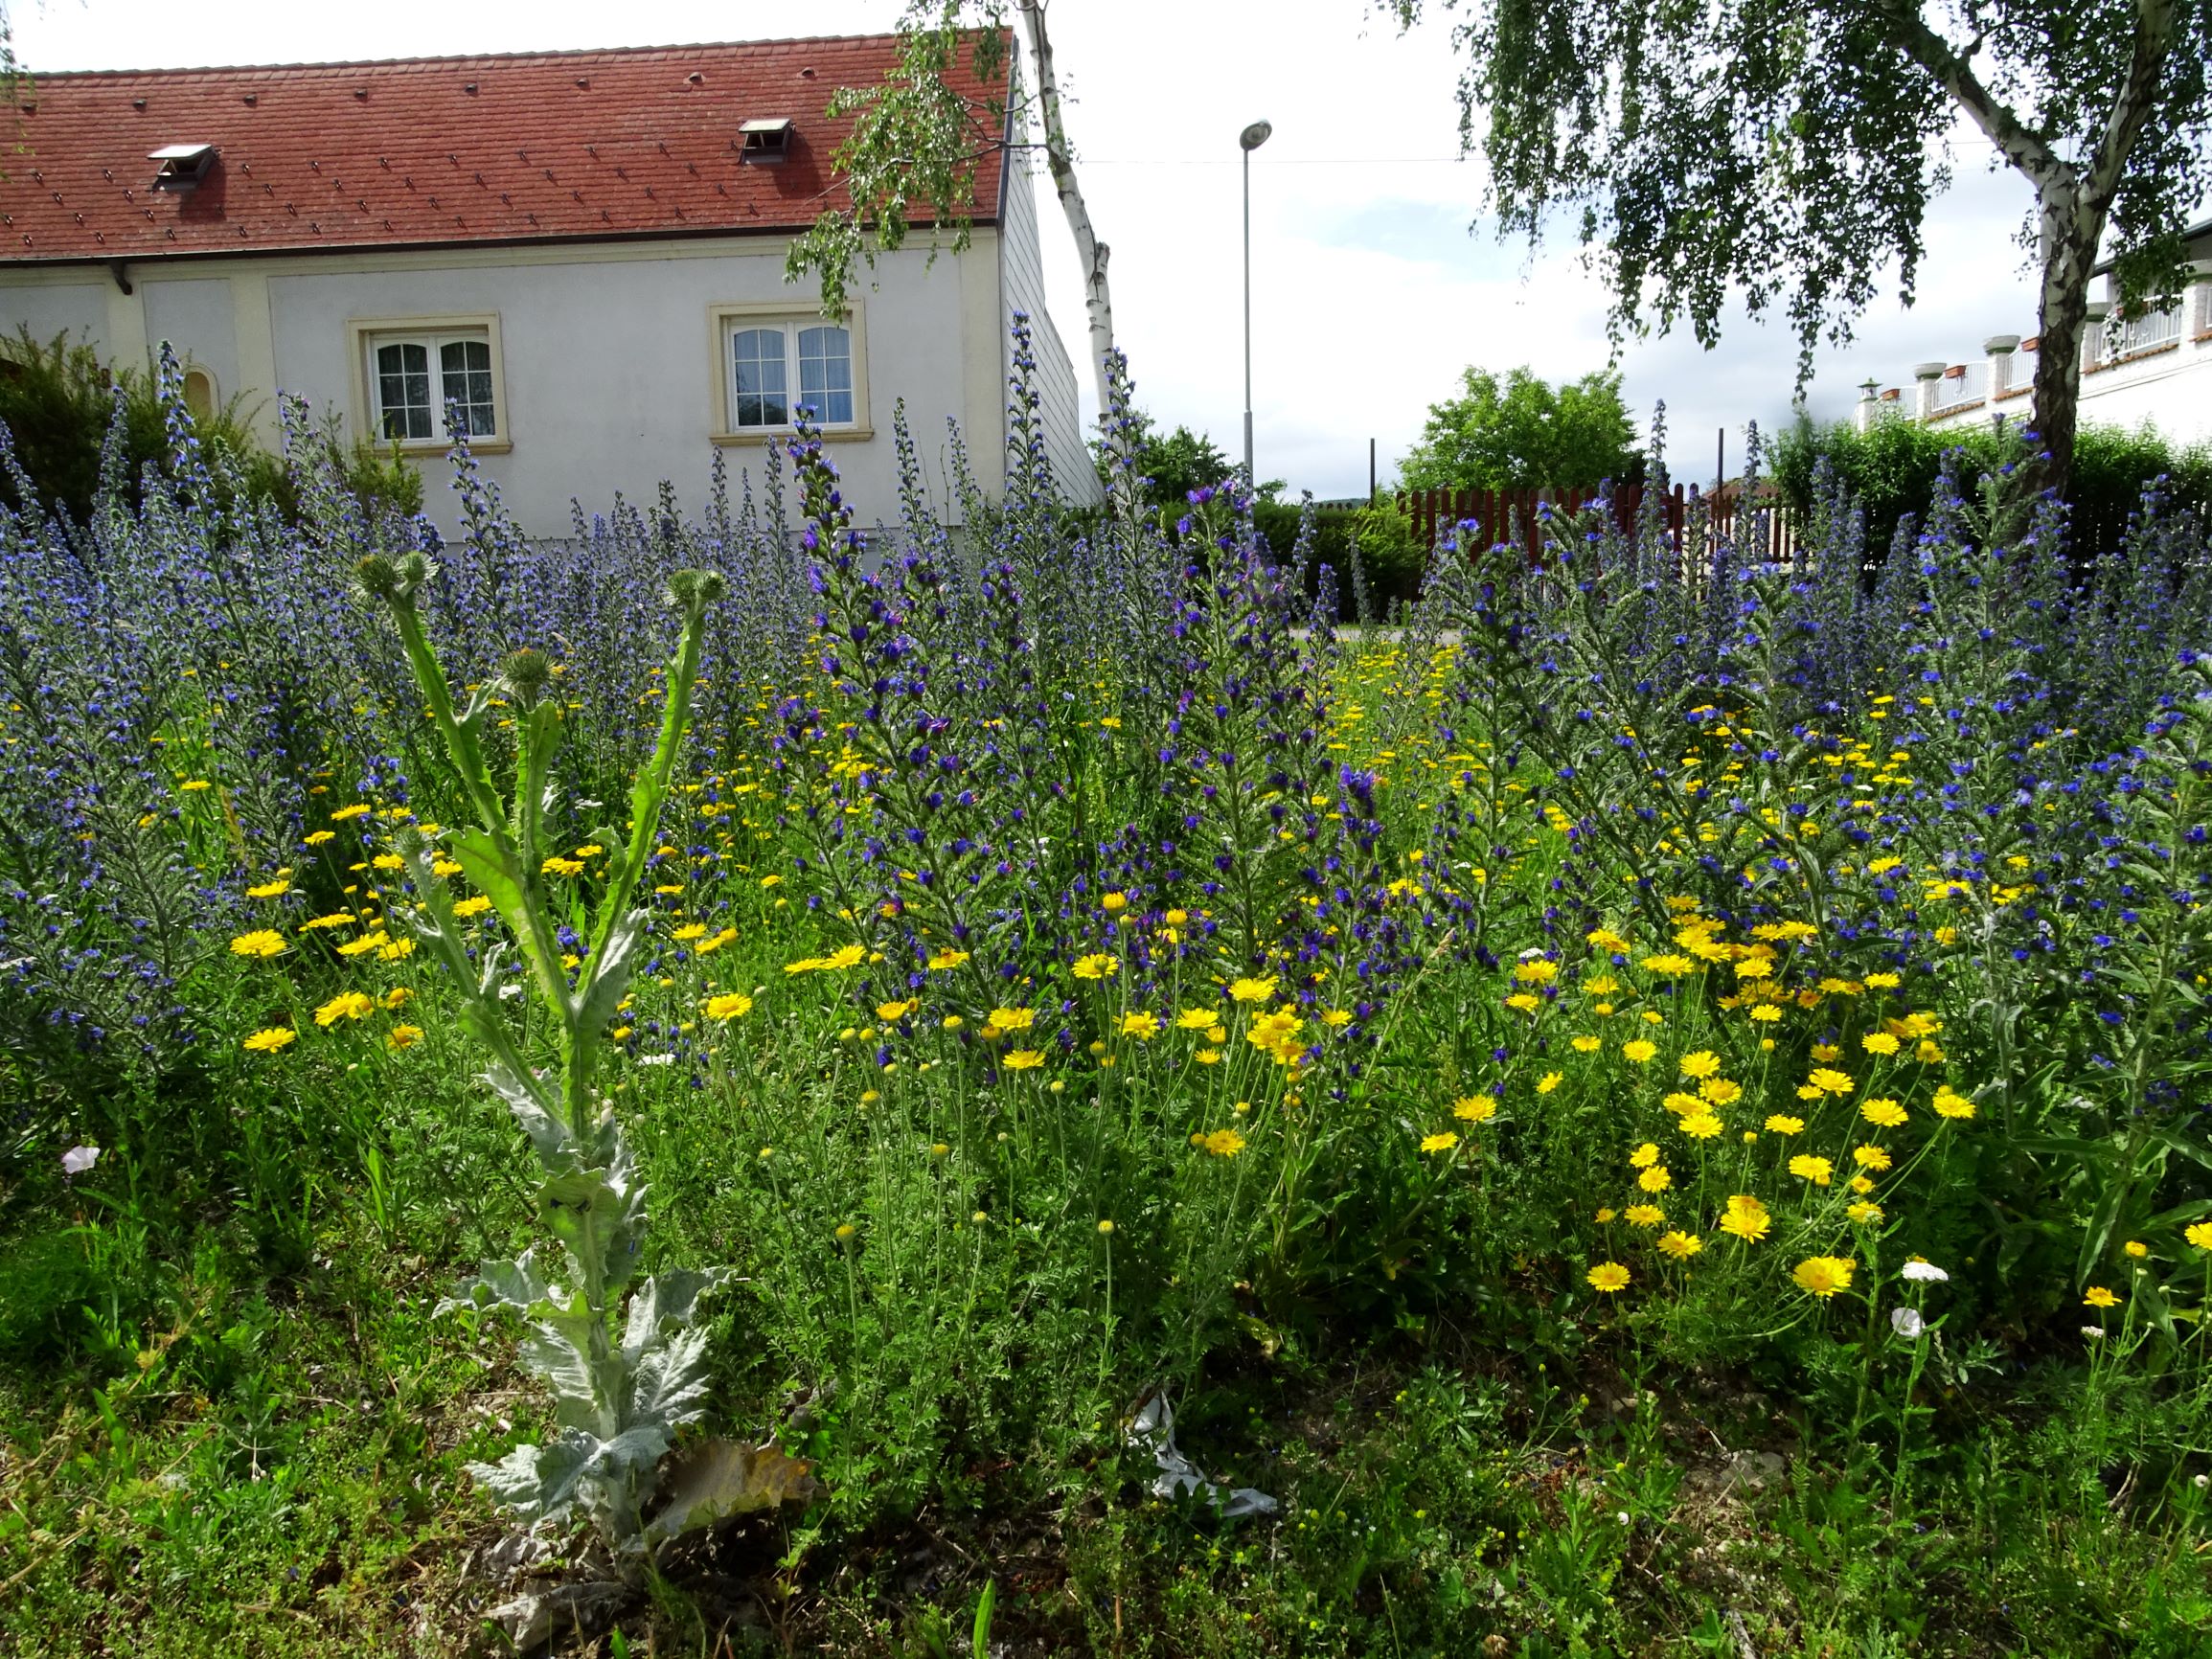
1770;411;2212;556
785;3;1010;318
8;380;2212;1653
1387;0;2212;488
1397;365;1642;493
1112;418;1235;510
1250;497;1429;620
251;414;425;524
0;328;422;525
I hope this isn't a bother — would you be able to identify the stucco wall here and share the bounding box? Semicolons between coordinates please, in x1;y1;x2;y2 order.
2077;353;2212;446
141;278;240;403
4;279;113;351
0;233;1037;534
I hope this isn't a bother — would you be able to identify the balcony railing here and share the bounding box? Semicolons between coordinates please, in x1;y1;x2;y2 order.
1931;364;1985;410
2100;306;2182;364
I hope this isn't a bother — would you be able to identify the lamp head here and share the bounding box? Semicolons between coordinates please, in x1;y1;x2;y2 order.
1240;120;1273;151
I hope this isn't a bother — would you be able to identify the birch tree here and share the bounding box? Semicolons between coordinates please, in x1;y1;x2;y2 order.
1388;0;2212;497
787;0;1116;414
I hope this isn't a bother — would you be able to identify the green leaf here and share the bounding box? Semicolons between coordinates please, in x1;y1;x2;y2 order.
622;1268;734;1366
2146;1125;2212;1174
972;1579;996;1657
628;1325;716;1428
518;1298;617;1436
578;910;650;1040
467;1431;596;1524
449;828;529;929
436;1250;558;1318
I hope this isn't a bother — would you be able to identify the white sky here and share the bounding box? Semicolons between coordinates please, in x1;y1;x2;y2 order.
13;0;2054;497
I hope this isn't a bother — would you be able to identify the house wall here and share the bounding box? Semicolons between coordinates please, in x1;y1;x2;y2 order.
996;75;1099;504
2072;320;2212;445
0;233;1037;534
1879;227;2212;448
6;279;114;351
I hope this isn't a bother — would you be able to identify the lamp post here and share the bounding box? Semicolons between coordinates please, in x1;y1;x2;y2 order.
1240;119;1271;488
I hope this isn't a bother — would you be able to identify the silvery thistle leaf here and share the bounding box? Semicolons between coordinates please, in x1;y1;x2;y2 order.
517;1292;626;1440
435;1248;559;1318
621;1268;733;1366
467;1429;599;1526
627;1325;716;1429
575;908;650;1036
486;1057;578;1170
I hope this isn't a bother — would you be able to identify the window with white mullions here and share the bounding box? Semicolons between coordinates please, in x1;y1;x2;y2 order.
731;328;789;429
797;326;854;425
367;328;500;443
376;341;435;441
441;338;497;436
726;321;855;429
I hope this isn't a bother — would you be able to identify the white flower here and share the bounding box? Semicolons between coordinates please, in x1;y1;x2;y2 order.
638;1053;676;1067
1900;1261;1950;1284
2080;1325;2106;1340
61;1144;100;1175
1890;1307;1925;1339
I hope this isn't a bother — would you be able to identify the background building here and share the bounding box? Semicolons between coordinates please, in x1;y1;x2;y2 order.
1856;218;2212;446
0;34;1100;532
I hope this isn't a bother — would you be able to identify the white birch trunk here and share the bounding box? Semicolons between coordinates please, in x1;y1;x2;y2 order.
1015;0;1115;417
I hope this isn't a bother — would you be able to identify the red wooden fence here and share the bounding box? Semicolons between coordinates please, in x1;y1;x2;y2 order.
1394;481;1796;564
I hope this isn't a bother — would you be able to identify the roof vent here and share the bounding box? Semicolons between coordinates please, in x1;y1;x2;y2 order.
149;144;217;192
740;118;792;163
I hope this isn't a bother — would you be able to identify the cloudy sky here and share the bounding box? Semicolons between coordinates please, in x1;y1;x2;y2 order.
14;0;2056;496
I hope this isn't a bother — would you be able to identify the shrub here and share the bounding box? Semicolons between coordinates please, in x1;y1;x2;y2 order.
1770;408;2212;558
0;328;422;525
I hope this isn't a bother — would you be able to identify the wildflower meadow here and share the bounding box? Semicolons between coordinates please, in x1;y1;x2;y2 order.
3;336;2210;1656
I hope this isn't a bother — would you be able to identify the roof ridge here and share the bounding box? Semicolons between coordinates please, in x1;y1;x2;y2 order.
25;28;1005;81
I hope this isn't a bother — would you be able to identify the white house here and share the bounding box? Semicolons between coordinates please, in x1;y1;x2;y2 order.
0;33;1100;531
1857;217;2212;447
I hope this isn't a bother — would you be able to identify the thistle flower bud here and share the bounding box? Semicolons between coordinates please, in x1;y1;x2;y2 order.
665;568;727;611
353;554;402;602
353;551;435;607
502;648;555;706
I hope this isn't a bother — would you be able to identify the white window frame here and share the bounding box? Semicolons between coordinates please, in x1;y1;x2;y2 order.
708;301;872;444
346;313;512;454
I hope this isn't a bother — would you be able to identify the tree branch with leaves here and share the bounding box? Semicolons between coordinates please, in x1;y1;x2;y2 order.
786;0;1116;414
1389;0;2211;496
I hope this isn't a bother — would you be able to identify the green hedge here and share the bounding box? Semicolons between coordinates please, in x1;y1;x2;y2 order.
1253;499;1427;621
1769;412;2212;557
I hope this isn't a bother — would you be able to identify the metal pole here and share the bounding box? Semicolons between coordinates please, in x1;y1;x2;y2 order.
1369;437;1377;503
1243;144;1254;486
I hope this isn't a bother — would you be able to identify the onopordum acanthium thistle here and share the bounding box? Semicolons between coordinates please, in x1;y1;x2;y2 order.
357;553;810;1550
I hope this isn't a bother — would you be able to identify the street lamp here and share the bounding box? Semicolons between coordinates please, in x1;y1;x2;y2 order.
1240;118;1272;488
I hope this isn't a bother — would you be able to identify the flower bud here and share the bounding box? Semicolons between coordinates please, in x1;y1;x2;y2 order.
666;568;727;611
502;648;555;706
353;550;435;606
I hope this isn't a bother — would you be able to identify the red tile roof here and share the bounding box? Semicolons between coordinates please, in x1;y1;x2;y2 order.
0;33;1010;264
